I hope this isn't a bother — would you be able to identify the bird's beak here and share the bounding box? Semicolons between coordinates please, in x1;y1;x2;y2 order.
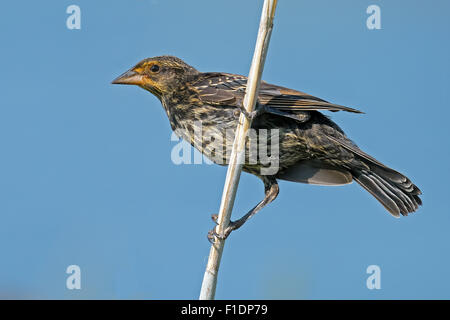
111;69;145;85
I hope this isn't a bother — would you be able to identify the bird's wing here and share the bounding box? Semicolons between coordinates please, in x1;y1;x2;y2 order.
193;73;245;105
325;134;388;169
193;73;363;117
325;134;415;186
259;82;363;114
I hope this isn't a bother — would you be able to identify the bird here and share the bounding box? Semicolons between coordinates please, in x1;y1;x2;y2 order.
112;55;422;240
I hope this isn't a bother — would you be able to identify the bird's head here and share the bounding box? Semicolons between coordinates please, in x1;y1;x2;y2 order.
112;55;198;99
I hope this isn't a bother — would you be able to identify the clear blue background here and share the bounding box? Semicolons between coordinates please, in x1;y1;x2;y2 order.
0;0;449;299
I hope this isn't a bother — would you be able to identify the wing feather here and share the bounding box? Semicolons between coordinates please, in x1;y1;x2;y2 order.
193;73;363;120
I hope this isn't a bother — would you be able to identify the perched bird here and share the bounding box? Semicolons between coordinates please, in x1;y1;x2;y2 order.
112;55;422;240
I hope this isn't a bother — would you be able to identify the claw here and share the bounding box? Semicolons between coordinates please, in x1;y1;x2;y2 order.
207;222;237;243
236;106;262;122
242;109;257;121
211;214;219;224
207;227;226;243
207;229;217;244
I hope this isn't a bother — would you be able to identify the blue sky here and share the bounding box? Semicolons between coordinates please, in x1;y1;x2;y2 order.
0;0;449;299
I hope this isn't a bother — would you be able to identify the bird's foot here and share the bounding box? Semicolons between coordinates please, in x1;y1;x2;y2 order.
235;105;263;122
207;220;239;244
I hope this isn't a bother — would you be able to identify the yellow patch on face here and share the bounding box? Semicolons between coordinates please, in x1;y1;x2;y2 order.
133;60;157;74
142;77;158;87
131;61;164;92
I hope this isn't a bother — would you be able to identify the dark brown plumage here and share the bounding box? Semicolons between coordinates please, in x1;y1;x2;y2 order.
112;55;422;239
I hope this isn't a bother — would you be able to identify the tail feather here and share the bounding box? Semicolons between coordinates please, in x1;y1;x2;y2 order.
353;165;422;217
324;133;422;216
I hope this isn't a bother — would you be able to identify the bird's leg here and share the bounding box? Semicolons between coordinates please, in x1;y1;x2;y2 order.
208;176;279;242
235;102;267;121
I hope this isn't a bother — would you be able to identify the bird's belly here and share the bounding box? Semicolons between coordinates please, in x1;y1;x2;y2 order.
172;109;238;166
171;108;311;174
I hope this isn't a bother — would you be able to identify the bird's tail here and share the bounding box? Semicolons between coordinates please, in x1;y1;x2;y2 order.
352;160;422;217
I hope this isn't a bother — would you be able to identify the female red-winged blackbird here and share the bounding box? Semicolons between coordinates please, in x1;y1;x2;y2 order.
112;55;422;239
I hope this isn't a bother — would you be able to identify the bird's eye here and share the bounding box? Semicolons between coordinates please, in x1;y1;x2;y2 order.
150;65;160;73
